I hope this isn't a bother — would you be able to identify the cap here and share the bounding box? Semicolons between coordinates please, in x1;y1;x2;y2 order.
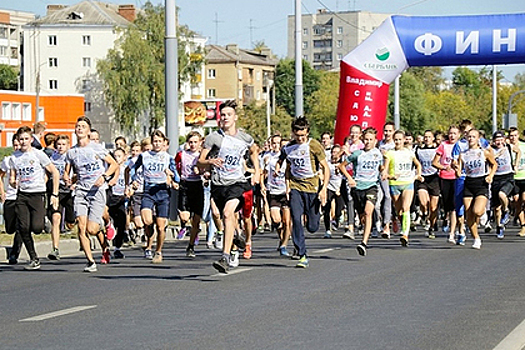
492;130;505;140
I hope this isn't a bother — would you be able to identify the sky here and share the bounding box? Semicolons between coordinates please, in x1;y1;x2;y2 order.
10;0;525;80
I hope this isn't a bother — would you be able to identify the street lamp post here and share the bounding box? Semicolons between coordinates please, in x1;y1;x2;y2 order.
165;0;178;154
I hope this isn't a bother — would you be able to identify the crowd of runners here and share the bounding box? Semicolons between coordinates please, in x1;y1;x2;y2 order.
2;100;525;273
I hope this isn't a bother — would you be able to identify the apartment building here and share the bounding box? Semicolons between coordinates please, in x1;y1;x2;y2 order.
288;9;390;70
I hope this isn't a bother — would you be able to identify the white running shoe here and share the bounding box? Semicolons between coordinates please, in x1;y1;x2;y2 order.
214;231;223;250
229;250;240;268
472;239;482;250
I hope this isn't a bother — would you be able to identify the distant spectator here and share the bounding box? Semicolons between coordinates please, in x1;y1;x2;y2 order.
31;122;46;149
43;132;56;157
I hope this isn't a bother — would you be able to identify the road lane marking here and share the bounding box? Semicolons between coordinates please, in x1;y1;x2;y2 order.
211;267;253;277
493;318;525;350
19;305;97;322
312;248;335;254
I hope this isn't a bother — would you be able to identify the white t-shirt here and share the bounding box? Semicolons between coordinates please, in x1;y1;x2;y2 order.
9;148;51;193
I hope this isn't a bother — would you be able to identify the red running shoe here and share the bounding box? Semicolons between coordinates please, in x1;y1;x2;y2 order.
100;249;111;264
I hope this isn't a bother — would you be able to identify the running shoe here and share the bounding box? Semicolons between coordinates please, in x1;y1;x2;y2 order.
186;246;196;259
400;235;409;247
343;229;355;240
484;223;492;233
47;248;60;261
442;225;450;233
177;227;187;240
100;249;111;264
8;256;17;265
152;252;163;264
106;221;116;241
206;241;214;249
233;234;246;250
144;249;153;260
243;243;252;259
229;250;240;268
472;238;482;250
114;249;125;259
213;257;229;273
24;259;41;270
323;230;332;239
356;243;367;256
381;231;391;240
279;246;290;257
519;226;525;237
457;234;467;246
447;235;456;244
214;231;224;250
291;248;301;260
497;226;505;240
83;261;97;272
371;229;379;238
427;228;435;240
296;255;309;268
501;210;511;226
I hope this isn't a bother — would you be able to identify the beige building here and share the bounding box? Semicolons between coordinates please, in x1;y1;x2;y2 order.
288;9;390;70
205;44;278;107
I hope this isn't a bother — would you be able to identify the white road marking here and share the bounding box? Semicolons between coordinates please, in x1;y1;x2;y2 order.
211;267;253;277
19;305;97;322
493;318;525;350
312;248;335;254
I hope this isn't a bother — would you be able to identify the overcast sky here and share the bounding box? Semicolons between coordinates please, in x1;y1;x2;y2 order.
10;0;525;80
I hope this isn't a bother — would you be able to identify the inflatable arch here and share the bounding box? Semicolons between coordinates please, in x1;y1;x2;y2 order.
334;13;525;145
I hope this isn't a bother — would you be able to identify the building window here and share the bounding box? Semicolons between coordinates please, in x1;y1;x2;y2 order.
37;107;44;122
2;102;11;120
49;57;58;67
238;69;242;80
49;80;58;90
256;71;261;81
0;27;7;39
0;46;7;56
48;35;57;46
337;26;343;34
337;40;343;48
302;41;308;49
303;28;308;35
12;103;21;120
82;35;91;46
337;53;343;60
207;89;216;98
84;102;92;112
22;103;31;121
303;54;308;60
82;57;91;68
6;132;13;147
207;69;216;79
10;47;16;59
256;90;261;100
82;79;91;91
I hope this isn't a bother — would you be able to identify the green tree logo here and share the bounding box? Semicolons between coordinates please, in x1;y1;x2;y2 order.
375;47;390;61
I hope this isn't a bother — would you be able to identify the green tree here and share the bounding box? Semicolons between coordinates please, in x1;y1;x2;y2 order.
274;58;321;117
306;71;339;139
97;2;205;136
237;102;292;145
0;64;18;90
408;66;443;93
387;71;430;135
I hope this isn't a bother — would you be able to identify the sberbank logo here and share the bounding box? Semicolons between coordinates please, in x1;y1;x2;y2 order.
375;47;390;61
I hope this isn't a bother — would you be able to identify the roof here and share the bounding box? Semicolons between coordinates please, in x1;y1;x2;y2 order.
28;1;131;26
206;44;278;67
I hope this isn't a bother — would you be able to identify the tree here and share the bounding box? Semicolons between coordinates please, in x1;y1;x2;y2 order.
306;71;339;139
408;66;443;93
237;102;292;145
274;58;321;117
97;2;204;136
0;64;18;90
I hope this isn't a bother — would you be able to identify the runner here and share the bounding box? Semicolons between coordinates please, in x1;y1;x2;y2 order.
0;135;22;264
47;135;76;260
415;130;440;239
198;100;259;273
64;117;119;272
323;144;345;239
175;131;205;259
276;116;330;268
9;126;60;270
509;127;525;236
455;129;497;249
383;130;423;247
129;130;179;264
377;122;395;237
107;148;128;258
490;130;519;239
339;127;383;256
433;125;460;243
261;134;291;256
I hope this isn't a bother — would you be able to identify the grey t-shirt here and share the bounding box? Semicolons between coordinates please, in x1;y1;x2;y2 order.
9;149;51;193
204;129;254;186
66;142;109;191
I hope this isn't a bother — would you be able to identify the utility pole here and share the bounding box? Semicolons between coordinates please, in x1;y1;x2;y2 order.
213;13;223;45
165;0;178;154
294;0;303;118
249;19;256;47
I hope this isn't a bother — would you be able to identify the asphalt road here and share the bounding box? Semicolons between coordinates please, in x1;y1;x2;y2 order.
2;226;525;350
